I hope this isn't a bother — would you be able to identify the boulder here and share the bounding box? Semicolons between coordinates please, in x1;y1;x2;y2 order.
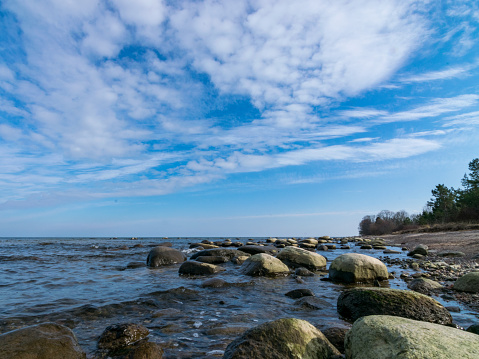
276;246;327;271
223;318;340;359
238;245;278;256
408;244;428;257
146;246;186;267
0;323;86;359
240;253;290;277
285;288;314;299
98;323;149;351
337;287;452;325
201;278;227;288
294;267;315;276
407;277;443;294
467;324;479;335
345;315;479;359
178;261;225;275
437;251;465;258
329;253;388;283
195;255;229;264
454;272;479;293
294;296;330;310
322;327;349;354
190;248;249;261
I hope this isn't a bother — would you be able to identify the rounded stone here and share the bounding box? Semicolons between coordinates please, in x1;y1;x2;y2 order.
276;246;327;271
146;246;186;267
407;278;443;294
454;272;479;293
178;261;226;275
329;253;388;283
240;253;290;277
98;323;149;350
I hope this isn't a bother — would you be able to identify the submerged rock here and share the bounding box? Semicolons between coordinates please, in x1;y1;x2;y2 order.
345;315;479;359
285;288;314;299
337;287;452;325
98;323;149;351
238;245;278;256
190;248;249;261
240;253;290;276
454;272;479;293
223;318;340;359
178;261;226;275
276;246;327;271
146;246;186;267
329;253;388;283
0;322;86;359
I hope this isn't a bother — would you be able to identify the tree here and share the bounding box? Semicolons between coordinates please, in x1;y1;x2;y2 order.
457;158;479;220
426;184;458;223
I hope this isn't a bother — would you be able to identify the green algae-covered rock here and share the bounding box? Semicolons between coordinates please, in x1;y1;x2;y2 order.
329;253;388;283
454;272;479;293
337;287;452;325
407;277;443;294
277;246;327;271
345;315;479;359
240;253;290;276
223;318;340;359
0;323;86;359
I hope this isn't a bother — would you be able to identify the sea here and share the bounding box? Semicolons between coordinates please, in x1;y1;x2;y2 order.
0;237;478;358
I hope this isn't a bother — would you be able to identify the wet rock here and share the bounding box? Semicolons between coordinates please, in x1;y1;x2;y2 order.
276;246;327;271
0;323;86;359
329;253;388;283
467;324;479;335
285;288;314;299
190;248;249;261
294;267;315;276
237;245;278;256
337;287;452;325
178;261;226;275
223;318;340;359
322;327;349;354
201;278;227;288
345;315;479;359
437;251;465;258
195;255;230;264
98;323;149;351
231;255;249;265
454;272;479;293
146;246;186;267
189;243;218;249
126;261;144;269
407;278;443;294
383;249;401;254
446;306;461;313
408;244;428;257
360;245;372;249
240;253;290;277
294;296;330;310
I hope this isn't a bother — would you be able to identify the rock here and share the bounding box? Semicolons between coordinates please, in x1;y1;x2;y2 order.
189;243;218;249
294;296;330;310
407;278;443;294
454;272;479;293
195;255;229;264
98;323;149;351
285;288;314;299
437;251;465;257
337;287;452;325
231;255;249;265
329;253;388;283
345;315;479;359
223;318;340;359
383;249;401;254
201;278;227;288
276;246;327;271
467;324;479;335
190;248;249;261
146;246;186;267
126;261;144;269
360;245;372;249
322;327;349;354
178;261;225;275
0;323;86;359
294;267;315;276
240;253;290;277
408;244;428;257
123;340;163;358
238;245;278;255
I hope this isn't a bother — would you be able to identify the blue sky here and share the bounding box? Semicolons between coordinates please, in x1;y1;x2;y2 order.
1;0;478;237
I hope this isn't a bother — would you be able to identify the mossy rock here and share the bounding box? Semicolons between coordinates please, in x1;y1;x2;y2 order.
454;272;479;293
277;246;327;271
337;287;452;325
240;253;290;277
223;318;340;358
329;253;388;283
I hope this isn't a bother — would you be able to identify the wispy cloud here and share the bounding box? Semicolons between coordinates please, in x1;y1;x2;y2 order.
399;64;475;83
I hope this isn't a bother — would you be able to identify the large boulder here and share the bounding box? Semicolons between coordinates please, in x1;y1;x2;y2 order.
345;315;479;359
407;277;443;294
146;246;186;267
454;272;479;293
0;323;86;359
178;261;226;275
276;246;327;271
337;287;452;325
238;245;278;256
98;323;149;351
223;318;340;359
407;244;428;257
329;253;388;283
240;253;290;277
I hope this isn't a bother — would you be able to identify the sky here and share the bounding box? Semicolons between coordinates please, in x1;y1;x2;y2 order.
0;0;478;237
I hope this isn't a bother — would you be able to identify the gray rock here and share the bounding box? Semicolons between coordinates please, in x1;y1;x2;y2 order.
190;248;249;261
201;278;227;288
223;318;340;359
294;296;330;310
454;272;479;293
322;327;349;354
285;288;315;299
437;251;465;258
146;246;186;267
407;277;443;294
178;261;225;275
337;287;452;325
195;255;230;264
329;253;388;283
0;323;86;359
294;267;315;276
98;323;149;351
276;246;327;271
345;315;479;359
240;253;290;277
238;245;278;255
467;324;479;335
408;244;428;257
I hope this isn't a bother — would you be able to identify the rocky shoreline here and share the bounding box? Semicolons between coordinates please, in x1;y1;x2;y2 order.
1;235;479;358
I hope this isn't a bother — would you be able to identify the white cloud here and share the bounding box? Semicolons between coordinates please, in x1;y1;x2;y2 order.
399;64;474;83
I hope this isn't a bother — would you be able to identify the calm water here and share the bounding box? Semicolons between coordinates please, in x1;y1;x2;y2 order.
0;237;477;358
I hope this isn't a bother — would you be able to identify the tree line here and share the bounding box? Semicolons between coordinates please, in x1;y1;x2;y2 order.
359;158;479;236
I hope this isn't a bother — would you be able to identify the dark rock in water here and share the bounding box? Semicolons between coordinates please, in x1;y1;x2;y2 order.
98;323;149;351
190;248;249;261
146;246;186;267
294;296;330;310
294;267;315;276
189;243;218;249
407;244;428;257
195;255;229;264
240;253;290;277
238;245;278;255
123;340;163;358
322;327;349;354
285;288;314;299
201;278;227;288
0;322;86;359
446;306;461;313
178;261;225;275
337;287;452;325
360;245;372;249
407;278;443;294
223;318;340;359
467;324;479;335
126;261;145;269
